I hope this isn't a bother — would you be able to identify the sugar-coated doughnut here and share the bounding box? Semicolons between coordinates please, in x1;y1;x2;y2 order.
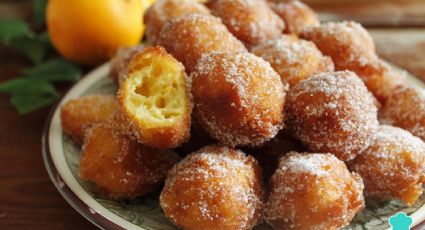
61;94;118;143
118;46;192;148
380;86;425;141
191;52;286;147
270;0;320;35
285;71;379;161
265;152;364;230
206;0;285;48
79;123;180;199
301;21;378;75
160;145;263;230
348;125;425;205
252;35;334;87
157;14;246;73
144;0;210;44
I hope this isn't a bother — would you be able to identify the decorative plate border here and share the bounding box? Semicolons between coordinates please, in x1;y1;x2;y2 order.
42;63;425;230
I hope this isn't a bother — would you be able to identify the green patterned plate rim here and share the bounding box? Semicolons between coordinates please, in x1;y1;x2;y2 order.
42;63;425;230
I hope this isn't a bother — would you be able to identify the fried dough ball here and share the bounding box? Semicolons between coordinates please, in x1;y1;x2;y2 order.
265;152;365;230
251;35;334;87
301;21;378;75
109;45;145;85
191;52;286;147
348;125;425;205
79;123;180;199
285;71;379;161
118;46;192;148
380;86;425;141
61;94;118;143
144;0;211;44
157;14;246;73
356;60;407;103
301;21;407;103
269;0;320;35
206;0;284;48
160;145;263;230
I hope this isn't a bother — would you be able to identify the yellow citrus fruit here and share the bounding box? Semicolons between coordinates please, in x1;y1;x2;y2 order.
47;0;145;66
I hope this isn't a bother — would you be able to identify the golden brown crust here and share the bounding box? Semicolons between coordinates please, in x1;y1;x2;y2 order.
109;45;145;85
348;125;425;205
79;123;180;199
380;86;425;141
160;145;263;230
252;35;334;87
191;52;286;147
117;46;192;148
206;0;284;48
357;60;407;103
265;152;365;230
301;21;378;75
144;0;211;44
60;94;118;143
157;14;247;73
285;71;379;161
269;0;319;36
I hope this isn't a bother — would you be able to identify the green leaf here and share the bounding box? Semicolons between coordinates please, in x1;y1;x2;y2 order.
10;36;46;64
0;76;61;114
37;31;52;48
11;87;60;114
33;0;48;25
23;58;82;82
0;19;32;43
0;77;55;94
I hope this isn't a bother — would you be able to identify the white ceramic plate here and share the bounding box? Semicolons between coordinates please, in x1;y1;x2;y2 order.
43;63;425;230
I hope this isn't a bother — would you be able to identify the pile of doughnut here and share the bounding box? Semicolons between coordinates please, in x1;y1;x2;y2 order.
60;0;425;229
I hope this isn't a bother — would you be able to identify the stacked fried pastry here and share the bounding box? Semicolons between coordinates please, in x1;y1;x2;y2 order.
60;1;425;229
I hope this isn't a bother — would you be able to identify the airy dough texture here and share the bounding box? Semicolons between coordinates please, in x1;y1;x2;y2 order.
118;46;192;148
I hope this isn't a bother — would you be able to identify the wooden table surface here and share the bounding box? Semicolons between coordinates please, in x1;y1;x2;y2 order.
0;1;425;230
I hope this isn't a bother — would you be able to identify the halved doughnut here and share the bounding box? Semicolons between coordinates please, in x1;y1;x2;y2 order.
118;46;192;148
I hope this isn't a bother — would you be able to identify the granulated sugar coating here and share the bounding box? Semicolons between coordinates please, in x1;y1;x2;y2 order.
348;125;425;206
358;60;407;103
265;152;364;230
144;0;211;44
191;52;286;147
206;0;284;49
285;71;379;161
269;0;320;36
79;123;180;200
301;21;378;75
157;14;246;73
252;35;334;87
160;145;263;230
60;94;118;143
380;86;425;141
109;45;146;85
